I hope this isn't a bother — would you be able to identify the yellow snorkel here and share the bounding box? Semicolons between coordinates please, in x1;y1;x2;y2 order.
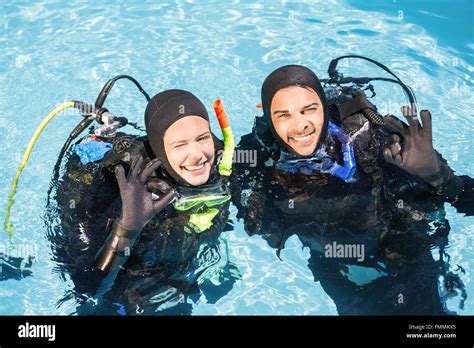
213;99;235;177
175;100;235;233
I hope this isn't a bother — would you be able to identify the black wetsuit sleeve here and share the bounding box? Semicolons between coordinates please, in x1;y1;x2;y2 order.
50;148;126;295
90;217;147;296
409;153;471;216
231;132;272;218
450;175;474;216
375;127;470;215
61;211;142;297
231;132;292;253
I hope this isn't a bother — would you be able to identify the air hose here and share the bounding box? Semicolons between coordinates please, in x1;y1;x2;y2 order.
4;101;79;238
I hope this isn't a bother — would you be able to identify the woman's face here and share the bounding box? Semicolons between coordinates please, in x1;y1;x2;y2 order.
270;85;325;156
163;116;215;186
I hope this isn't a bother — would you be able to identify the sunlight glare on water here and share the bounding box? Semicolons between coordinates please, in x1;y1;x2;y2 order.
0;0;472;315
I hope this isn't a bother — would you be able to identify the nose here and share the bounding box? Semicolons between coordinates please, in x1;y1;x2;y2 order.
293;112;309;133
186;142;204;162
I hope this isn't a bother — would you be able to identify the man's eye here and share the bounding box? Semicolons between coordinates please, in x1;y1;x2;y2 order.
278;113;290;118
174;143;186;149
302;108;317;114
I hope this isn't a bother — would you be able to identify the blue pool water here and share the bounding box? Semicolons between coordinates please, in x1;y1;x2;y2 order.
0;0;473;315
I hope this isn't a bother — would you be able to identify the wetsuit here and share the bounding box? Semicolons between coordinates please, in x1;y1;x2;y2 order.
46;133;235;315
232;87;472;315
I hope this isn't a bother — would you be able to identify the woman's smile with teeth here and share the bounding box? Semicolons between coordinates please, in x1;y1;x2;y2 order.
182;161;206;172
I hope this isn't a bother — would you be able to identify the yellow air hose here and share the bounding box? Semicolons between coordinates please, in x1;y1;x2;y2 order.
4;101;76;239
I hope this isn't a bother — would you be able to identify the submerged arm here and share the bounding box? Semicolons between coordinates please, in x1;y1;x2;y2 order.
93;157;175;292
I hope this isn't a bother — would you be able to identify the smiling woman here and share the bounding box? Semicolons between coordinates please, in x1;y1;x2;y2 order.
145;89;215;186
41;87;238;315
164;116;215;186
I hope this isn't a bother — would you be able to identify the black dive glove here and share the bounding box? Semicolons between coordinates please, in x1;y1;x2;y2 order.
382;106;464;197
115;156;175;231
94;156;175;272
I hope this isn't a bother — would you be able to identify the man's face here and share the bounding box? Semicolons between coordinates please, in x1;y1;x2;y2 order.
270;85;324;156
163;116;215;186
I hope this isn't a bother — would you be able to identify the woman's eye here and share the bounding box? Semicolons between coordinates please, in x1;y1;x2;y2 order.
198;135;211;142
174;143;186;149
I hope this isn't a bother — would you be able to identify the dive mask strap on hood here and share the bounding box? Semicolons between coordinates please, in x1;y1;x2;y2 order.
275;122;357;183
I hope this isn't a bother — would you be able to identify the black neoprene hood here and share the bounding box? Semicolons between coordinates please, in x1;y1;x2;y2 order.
144;89;210;183
261;64;329;156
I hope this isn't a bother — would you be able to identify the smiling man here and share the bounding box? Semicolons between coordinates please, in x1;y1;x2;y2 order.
259;64;468;189
262;65;329;159
231;63;473;314
270;85;324;156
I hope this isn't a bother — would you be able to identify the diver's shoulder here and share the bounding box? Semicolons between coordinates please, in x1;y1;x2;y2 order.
57;132;152;196
100;133;149;170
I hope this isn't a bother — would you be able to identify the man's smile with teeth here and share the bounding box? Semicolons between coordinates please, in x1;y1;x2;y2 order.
289;131;315;142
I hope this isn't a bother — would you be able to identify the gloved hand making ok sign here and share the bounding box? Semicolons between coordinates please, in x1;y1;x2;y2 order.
383;105;445;186
115;156;176;232
94;156;175;274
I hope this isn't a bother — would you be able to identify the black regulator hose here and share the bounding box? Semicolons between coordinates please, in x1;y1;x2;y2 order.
324;55;417;107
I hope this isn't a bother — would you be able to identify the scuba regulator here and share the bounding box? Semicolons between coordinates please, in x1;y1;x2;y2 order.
4;75;235;238
4;75;150;238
